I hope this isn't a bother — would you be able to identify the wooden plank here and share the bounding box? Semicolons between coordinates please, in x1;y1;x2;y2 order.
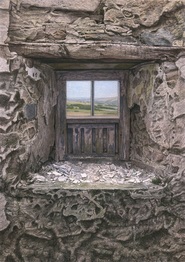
66;118;119;124
67;127;73;154
119;71;130;160
68;123;117;156
92;128;96;153
115;123;119;154
10;43;184;61
107;126;115;154
96;128;103;154
103;128;108;153
73;127;81;154
68;123;115;129
55;77;67;161
84;127;92;154
80;128;85;153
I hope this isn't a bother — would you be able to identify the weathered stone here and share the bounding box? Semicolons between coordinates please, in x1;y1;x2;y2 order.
0;57;9;72
172;99;185;119
176;55;185;79
0;10;10;44
10;56;23;71
114;0;184;28
140;28;173;46
0;193;10;231
24;104;37;120
0;2;185;261
9;43;184;60
129;60;185;169
20;0;101;12
0;0;10;9
8;0;185;47
0;173;184;262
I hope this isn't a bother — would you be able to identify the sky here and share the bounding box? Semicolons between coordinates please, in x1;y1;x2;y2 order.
67;80;119;99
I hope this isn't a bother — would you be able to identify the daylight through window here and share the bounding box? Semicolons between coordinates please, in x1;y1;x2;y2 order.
66;80;119;118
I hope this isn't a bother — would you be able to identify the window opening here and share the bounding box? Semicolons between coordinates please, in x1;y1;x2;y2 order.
66;80;119;118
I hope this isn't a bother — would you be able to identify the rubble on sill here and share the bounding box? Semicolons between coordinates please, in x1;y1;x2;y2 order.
22;160;164;191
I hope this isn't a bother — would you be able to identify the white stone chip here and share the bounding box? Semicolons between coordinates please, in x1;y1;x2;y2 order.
30;160;156;186
0;57;9;72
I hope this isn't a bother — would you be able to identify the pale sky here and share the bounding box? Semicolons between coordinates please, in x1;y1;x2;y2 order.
67;80;119;99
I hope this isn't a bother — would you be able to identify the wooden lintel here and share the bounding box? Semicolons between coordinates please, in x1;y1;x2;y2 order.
9;42;185;62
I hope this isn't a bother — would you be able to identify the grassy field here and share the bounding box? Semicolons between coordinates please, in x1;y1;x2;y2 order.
67;101;118;117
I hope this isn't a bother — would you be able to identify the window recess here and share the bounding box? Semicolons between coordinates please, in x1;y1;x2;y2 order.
56;70;130;161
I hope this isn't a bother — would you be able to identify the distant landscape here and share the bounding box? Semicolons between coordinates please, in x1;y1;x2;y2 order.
67;97;118;116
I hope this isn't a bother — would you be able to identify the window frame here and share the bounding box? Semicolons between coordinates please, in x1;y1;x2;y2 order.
56;70;130;161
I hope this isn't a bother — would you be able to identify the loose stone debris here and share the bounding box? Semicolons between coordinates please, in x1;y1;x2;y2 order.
28;160;160;187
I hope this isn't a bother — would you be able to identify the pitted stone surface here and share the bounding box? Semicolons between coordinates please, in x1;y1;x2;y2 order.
0;58;57;182
1;170;185;262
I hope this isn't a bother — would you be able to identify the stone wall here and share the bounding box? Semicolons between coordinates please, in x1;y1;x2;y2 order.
8;0;185;46
0;55;56;183
0;1;185;261
0;181;185;262
129;59;185;173
0;2;57;186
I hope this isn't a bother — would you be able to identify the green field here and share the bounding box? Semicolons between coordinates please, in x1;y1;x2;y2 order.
67;101;118;117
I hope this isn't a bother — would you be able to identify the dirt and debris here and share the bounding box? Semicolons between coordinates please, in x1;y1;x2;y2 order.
28;160;161;187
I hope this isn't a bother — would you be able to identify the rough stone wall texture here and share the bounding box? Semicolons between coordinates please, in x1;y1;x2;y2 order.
129;59;185;173
0;1;185;261
8;0;185;46
0;57;57;184
0;181;185;262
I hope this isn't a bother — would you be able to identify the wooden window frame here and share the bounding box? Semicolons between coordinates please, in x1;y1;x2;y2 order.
56;70;130;161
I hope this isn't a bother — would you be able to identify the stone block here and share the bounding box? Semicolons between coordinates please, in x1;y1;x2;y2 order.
162;62;177;73
0;193;10;231
0;10;9;44
176;56;185;79
140;28;173;46
20;0;100;12
0;57;9;72
24;104;37;120
0;0;10;9
10;56;23;72
172;100;185;119
45;24;66;40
